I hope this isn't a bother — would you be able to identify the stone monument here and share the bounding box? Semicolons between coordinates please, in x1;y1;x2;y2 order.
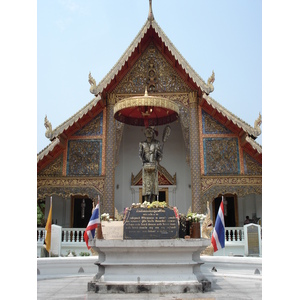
87;125;212;294
88;74;211;294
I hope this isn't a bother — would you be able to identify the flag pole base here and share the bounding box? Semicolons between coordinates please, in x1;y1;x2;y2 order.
96;223;103;239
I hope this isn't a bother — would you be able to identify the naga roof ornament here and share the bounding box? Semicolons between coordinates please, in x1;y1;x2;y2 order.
253;112;262;136
207;70;215;90
88;72;98;95
44;115;53;139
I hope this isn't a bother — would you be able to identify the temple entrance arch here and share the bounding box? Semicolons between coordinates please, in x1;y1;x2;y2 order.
212;194;238;227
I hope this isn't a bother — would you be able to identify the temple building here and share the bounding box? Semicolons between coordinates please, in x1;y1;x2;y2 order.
37;3;262;230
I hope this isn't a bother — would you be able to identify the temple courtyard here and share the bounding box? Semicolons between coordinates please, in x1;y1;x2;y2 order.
37;273;262;300
37;255;262;299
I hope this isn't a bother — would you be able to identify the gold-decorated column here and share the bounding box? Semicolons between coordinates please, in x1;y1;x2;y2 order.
103;93;116;217
188;92;203;213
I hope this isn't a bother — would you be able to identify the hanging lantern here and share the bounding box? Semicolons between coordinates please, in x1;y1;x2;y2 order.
81;199;86;219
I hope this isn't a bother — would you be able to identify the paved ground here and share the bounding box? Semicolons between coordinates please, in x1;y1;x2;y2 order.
37;273;262;300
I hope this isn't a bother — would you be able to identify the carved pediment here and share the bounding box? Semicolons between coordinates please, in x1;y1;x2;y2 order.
114;43;191;95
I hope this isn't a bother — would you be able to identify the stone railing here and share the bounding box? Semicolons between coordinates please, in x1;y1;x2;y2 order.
37;226;249;244
37;226;261;257
37;228;86;243
225;227;244;242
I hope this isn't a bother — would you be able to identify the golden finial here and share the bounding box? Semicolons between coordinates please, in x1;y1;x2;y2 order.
148;0;154;21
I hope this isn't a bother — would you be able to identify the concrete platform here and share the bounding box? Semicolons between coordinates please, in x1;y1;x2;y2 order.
37;273;262;299
89;239;211;293
36;253;263;299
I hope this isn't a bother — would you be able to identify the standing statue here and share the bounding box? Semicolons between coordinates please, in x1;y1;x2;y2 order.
139;126;171;202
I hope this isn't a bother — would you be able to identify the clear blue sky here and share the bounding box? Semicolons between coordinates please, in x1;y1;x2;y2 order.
37;0;262;152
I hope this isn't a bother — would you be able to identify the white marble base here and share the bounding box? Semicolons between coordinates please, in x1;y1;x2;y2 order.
88;239;211;293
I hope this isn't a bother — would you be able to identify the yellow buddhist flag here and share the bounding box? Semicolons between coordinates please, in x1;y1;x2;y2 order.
45;197;52;253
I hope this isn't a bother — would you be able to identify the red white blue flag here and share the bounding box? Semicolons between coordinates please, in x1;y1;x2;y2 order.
211;196;225;252
84;203;100;249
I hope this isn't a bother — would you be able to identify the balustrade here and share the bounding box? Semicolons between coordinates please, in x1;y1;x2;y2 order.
224;227;244;242
37;228;86;243
38;227;254;244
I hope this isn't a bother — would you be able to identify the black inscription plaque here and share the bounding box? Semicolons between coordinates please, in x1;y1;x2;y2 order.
123;207;179;239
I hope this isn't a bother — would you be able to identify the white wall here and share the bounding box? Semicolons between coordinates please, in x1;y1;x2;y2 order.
114;121;192;215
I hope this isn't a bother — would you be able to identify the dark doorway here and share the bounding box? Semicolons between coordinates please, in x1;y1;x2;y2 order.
72;197;93;228
213;196;236;227
159;191;166;202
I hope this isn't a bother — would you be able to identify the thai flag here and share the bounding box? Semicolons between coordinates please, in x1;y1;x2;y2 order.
211;196;225;252
84;204;100;249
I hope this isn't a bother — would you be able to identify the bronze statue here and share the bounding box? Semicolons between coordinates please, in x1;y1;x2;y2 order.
139;126;171;202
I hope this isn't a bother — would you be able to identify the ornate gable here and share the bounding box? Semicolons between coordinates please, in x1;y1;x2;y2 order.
38;154;63;176
114;43;191;95
202;110;232;134
243;152;262;175
74;112;103;136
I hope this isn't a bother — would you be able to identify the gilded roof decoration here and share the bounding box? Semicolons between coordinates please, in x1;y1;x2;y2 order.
74;112;103;136
202;110;232;134
89;19;213;96
114;43;191;94
243;152;262;175
37;176;105;200
202;93;262;139
38;154;63;176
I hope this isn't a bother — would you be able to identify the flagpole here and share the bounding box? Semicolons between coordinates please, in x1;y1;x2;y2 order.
98;194;101;224
49;196;52;257
45;196;52;257
222;195;226;256
96;195;103;239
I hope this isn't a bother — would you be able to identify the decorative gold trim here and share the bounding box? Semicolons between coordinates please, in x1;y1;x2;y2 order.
114;95;179;116
201;175;262;193
188;91;198;105
37;176;104;194
114;91;180;126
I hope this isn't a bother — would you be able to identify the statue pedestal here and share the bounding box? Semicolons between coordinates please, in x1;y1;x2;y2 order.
87;239;211;294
